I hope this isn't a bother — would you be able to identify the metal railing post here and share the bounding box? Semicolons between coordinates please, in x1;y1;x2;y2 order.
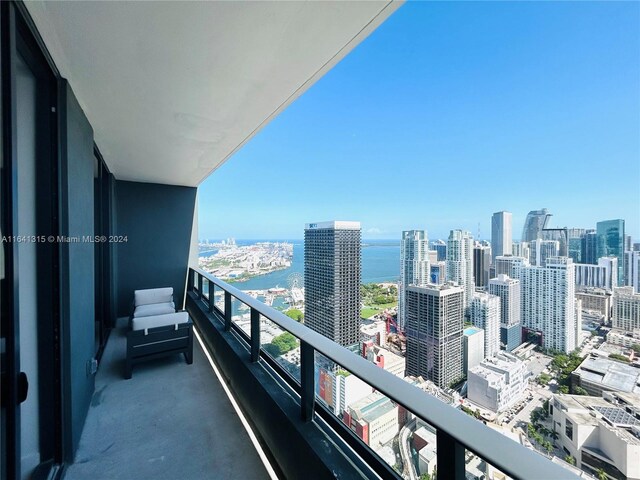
300;341;315;422
250;307;260;362
224;292;232;331
197;274;203;300
437;430;465;480
209;284;215;314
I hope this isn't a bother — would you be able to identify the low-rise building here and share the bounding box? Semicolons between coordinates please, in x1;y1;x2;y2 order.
576;288;613;324
467;352;528;413
360;318;387;347
343;391;399;450
550;392;640;480
613;287;640;332
362;341;405;377
571;355;640;396
606;329;640;349
316;366;372;416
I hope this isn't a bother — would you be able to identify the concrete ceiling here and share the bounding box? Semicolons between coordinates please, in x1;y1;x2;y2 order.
25;1;401;187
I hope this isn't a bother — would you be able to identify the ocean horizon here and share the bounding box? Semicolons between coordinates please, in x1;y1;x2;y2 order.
199;239;400;289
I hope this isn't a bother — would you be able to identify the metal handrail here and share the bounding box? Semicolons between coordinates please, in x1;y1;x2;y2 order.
190;267;578;480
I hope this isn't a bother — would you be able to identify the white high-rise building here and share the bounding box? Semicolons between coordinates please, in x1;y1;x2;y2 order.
512;241;530;260
399;230;430;330
624;250;640;293
446;230;475;309
491;211;512;263
518;257;576;353
574;256;618;290
469;292;501;358
530;239;560;266
488;274;522;352
494;255;529;278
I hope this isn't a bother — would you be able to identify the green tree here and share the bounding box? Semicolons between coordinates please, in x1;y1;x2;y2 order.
558;385;569;394
419;473;431;480
631;344;640;354
572;386;589;396
564;455;575;466
543;440;553;453
609;353;630;363
537;373;551;385
596;468;607;480
267;332;298;356
285;309;304;322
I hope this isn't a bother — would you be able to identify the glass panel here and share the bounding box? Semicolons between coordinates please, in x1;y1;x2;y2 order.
261;315;300;382
201;277;209;300
16;51;41;478
231;296;250;335
313;352;442;479
193;272;200;291
213;285;225;314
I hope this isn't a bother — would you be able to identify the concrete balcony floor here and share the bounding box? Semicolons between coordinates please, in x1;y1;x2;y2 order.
65;320;270;480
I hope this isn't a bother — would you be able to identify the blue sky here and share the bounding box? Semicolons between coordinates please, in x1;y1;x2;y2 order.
199;1;640;241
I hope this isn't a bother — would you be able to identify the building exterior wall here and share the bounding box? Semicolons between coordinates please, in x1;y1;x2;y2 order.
489;274;521;351
518;257;576;353
612;287;640;332
399;230;430;330
405;284;464;388
304;221;361;347
470;292;501;358
574;257;618;290
596;219;625;286
467;352;528;413
446;230;475;309
491;211;512;263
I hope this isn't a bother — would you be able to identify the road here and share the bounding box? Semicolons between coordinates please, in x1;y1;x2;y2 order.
399;418;418;480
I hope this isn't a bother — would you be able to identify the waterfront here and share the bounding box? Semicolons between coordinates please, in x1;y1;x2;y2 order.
199;239;400;290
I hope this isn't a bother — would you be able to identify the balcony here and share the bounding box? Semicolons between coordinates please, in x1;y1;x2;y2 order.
63;319;270;480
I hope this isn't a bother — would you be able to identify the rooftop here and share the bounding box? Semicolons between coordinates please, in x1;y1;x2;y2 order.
574;356;640;393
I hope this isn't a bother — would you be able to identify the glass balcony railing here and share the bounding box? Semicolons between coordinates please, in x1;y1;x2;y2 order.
188;267;579;480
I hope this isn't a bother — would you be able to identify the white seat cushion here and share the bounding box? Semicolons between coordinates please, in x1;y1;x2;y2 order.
133;302;175;318
131;311;190;331
134;287;174;307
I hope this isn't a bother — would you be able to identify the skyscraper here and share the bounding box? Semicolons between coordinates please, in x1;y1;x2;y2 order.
399;230;430;330
521;208;552;243
473;242;491;288
541;228;568;257
469;292;501;358
491;211;512;262
431;240;447;261
405;284;464;388
518;257;577;353
304;221;361;347
489;274;522;352
596;219;625;286
446;230;474;309
494;255;529;278
581;230;597;265
512;241;530;260
567;228;585;263
530;239;560;266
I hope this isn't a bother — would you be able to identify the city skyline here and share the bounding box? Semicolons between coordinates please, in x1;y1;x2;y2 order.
198;1;639;240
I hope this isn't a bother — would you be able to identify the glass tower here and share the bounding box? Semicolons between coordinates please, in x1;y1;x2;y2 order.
596;219;625;286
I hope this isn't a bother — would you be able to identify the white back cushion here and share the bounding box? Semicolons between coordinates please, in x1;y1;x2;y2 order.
134;287;174;307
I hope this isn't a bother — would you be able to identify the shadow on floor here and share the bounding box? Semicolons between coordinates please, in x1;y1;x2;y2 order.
64;320;270;480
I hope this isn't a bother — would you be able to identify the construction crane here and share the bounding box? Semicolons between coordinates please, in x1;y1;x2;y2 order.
384;312;404;336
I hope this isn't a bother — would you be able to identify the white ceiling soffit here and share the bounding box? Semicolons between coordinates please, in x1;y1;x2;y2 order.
25;1;402;187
